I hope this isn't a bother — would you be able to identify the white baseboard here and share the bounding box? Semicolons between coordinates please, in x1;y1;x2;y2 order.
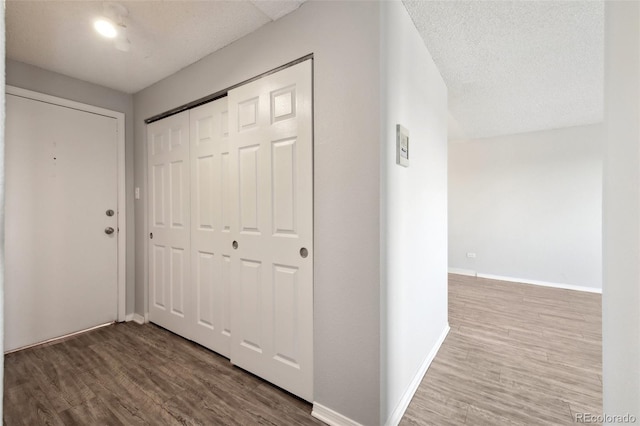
448;267;476;277
132;313;146;324
312;403;365;426
384;324;451;426
125;314;134;322
476;273;602;294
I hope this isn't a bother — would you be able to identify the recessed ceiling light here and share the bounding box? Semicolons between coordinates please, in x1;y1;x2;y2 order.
94;18;118;39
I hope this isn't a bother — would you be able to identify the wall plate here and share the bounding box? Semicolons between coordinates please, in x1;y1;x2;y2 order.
396;124;409;167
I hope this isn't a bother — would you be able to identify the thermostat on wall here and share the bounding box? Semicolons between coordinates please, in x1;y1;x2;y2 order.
396;124;409;167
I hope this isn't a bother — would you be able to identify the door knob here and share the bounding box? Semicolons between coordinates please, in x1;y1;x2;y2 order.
105;227;115;235
300;247;308;258
232;241;238;249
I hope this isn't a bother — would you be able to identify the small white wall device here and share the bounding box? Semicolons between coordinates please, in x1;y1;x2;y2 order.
396;124;409;167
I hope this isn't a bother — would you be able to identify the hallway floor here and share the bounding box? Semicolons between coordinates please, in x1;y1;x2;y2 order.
4;274;602;425
3;322;322;425
401;274;602;425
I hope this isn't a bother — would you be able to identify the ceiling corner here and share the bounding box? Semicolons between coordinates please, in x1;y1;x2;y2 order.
249;0;304;21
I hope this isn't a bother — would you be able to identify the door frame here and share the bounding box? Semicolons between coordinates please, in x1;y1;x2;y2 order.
6;85;127;322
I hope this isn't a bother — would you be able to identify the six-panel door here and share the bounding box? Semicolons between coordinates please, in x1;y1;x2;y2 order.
189;98;233;357
228;60;313;401
147;60;312;401
147;111;192;338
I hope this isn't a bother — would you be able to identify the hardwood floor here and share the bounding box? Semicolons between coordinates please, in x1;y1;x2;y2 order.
3;322;323;425
4;274;602;425
402;274;602;426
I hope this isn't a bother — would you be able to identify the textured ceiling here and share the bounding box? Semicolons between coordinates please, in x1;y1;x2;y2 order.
403;1;604;140
8;1;604;138
6;1;305;94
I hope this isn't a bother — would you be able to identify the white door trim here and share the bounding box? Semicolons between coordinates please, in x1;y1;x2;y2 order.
6;85;127;322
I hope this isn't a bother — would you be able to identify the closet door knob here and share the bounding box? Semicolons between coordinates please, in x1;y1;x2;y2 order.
232;241;239;249
300;247;308;258
105;227;115;235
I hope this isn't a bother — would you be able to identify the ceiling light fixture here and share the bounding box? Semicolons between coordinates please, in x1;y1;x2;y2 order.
94;18;118;39
93;2;131;52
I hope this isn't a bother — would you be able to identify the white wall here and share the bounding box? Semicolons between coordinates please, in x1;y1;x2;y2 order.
5;60;136;314
603;0;640;419
133;2;382;424
449;124;603;291
380;2;449;425
1;3;6;420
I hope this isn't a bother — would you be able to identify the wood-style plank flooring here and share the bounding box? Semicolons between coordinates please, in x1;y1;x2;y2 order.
402;274;602;426
3;322;323;425
4;274;602;425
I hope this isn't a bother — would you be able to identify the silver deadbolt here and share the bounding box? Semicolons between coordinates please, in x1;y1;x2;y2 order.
232;241;239;249
106;209;115;217
300;247;308;258
105;227;115;235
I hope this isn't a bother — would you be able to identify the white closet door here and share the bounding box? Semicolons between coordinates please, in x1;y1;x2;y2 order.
5;94;118;352
228;60;313;401
189;98;232;357
147;111;191;338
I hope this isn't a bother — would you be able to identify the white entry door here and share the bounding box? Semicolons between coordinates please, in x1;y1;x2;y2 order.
147;111;191;338
5;93;119;352
228;60;313;401
189;98;232;357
